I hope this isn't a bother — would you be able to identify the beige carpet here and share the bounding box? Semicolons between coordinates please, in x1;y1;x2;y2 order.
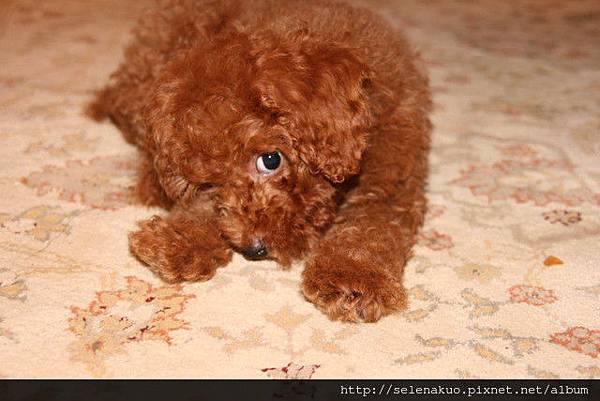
1;0;599;378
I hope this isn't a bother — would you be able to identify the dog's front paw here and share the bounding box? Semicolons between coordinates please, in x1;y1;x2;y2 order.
128;215;231;283
301;255;407;322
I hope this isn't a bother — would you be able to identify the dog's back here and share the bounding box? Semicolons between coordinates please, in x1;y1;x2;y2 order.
88;0;426;148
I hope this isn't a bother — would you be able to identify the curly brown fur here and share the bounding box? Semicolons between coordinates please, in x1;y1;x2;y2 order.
88;0;431;322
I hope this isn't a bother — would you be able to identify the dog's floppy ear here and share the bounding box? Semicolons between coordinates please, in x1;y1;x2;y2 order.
142;75;200;203
252;40;374;183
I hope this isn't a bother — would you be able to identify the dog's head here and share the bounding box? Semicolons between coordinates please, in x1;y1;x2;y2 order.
144;31;373;265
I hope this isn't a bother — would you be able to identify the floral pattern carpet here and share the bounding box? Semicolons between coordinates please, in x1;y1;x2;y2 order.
1;0;599;378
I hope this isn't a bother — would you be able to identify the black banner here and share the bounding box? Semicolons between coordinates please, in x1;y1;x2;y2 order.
1;379;599;401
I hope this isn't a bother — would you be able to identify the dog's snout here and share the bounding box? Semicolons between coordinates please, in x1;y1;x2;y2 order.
242;239;268;260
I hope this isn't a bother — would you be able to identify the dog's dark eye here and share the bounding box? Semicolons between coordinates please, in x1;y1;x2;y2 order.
256;151;282;174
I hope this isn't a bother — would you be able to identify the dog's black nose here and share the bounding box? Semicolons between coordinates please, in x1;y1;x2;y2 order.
242;240;268;260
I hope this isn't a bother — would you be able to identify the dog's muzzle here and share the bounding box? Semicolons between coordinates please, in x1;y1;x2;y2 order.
241;239;268;260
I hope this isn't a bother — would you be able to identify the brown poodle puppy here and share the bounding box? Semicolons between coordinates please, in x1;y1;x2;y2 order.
88;0;431;322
